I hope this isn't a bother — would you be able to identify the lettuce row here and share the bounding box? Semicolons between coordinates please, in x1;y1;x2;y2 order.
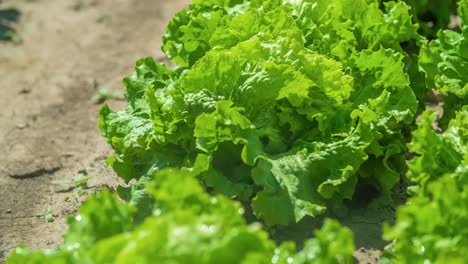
418;0;468;127
384;14;468;255
383;107;468;263
383;0;468;255
7;169;355;264
99;0;421;225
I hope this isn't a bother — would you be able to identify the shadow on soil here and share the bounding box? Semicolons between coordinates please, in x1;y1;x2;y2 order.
242;177;410;259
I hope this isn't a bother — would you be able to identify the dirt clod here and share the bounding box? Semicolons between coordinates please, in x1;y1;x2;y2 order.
15;122;27;129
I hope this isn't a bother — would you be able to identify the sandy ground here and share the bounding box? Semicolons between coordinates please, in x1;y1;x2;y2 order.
0;0;189;261
0;1;384;263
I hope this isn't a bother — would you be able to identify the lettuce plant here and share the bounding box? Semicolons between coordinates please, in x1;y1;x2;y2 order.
100;0;422;226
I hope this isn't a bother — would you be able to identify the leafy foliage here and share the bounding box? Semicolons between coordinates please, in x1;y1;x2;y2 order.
418;0;468;126
100;0;421;226
400;0;456;37
7;169;355;264
383;108;468;263
6;0;468;263
407;109;467;189
381;2;468;261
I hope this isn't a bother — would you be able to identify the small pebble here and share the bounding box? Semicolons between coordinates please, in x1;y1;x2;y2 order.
16;122;27;129
6;209;12;214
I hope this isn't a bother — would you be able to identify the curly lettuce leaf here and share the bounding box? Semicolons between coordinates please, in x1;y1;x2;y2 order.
383;165;468;263
99;58;189;182
294;219;355;264
251;131;369;225
162;5;230;67
407;108;467;188
419;30;468;99
290;0;421;59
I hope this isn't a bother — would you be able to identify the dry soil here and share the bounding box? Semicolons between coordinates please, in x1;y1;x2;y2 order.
0;0;189;261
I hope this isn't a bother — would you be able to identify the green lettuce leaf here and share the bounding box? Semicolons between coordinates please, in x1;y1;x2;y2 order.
383;164;468;263
290;0;421;59
407;108;467;189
